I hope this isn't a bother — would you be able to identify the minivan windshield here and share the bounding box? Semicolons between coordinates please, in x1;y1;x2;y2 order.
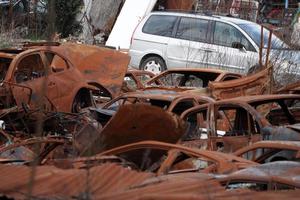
239;23;289;49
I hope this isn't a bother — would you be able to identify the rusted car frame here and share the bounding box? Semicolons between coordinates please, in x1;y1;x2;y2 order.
97;140;256;175
102;91;215;113
145;68;242;91
93;91;215;126
144;68;270;100
233;141;300;163
0;136;68;163
180;94;300;152
0;43;129;113
122;70;154;92
216;161;300;191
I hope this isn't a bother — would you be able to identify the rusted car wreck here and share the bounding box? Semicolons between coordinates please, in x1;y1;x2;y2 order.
0;43;129;113
181;94;300;152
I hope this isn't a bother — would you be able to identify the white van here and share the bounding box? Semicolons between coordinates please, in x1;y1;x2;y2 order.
129;11;299;75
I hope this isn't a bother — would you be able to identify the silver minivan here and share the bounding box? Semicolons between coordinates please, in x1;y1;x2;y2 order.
129;11;299;75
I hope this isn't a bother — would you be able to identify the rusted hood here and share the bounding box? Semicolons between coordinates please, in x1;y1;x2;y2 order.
82;104;187;156
60;43;129;97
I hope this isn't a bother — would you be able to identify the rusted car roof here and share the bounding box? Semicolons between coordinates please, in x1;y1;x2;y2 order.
219;94;300;105
216;161;300;189
146;68;242;85
96;140;257;174
234;140;300;155
0;52;16;59
108;90;215;103
276;81;300;94
127;69;155;77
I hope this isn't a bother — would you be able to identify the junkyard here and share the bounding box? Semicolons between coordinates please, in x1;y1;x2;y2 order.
0;0;300;199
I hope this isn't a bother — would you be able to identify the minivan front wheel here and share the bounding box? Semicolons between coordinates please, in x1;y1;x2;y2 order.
140;56;166;74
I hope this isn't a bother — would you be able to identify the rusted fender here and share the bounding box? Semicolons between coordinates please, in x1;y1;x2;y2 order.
81;104;187;156
209;67;271;100
60;43;129;97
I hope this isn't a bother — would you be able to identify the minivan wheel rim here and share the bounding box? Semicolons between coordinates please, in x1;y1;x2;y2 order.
144;61;161;74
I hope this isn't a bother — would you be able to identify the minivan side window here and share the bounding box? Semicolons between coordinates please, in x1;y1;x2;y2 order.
213;22;255;52
176;17;209;42
143;15;177;37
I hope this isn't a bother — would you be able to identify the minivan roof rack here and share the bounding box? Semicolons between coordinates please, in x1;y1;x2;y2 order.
152;9;230;18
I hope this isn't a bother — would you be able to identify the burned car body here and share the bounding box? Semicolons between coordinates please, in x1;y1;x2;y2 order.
92;91;215;126
216;161;300;191
96;140;256;174
122;69;154;93
181;94;300;152
234;141;300;163
144;68;270;100
145;68;242;91
0;43;129;113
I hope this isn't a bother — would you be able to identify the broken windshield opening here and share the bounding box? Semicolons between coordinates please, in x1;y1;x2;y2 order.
0;57;12;82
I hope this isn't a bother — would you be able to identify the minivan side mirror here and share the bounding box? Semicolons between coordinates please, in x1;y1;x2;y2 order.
232;42;246;51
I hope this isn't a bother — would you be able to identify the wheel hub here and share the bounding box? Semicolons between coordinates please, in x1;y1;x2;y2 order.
144;61;161;74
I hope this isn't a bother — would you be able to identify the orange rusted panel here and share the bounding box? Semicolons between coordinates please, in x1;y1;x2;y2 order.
82;104;187;156
60;43;129;98
166;0;197;11
209;67;271;100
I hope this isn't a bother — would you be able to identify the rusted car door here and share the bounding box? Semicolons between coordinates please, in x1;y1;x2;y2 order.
208;104;262;152
42;51;77;110
182;103;262;152
10;52;56;111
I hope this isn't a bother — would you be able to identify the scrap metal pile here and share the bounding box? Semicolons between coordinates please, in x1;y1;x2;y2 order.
0;43;299;199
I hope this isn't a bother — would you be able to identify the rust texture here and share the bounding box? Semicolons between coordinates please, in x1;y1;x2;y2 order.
0;163;153;200
181;94;300;152
82;104;187;156
0;40;299;199
0;43;129;113
209;67;271;100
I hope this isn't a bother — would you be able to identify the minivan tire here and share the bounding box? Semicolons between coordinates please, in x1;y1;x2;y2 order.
140;56;166;74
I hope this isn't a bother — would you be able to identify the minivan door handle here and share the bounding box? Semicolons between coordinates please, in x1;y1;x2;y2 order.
201;48;216;53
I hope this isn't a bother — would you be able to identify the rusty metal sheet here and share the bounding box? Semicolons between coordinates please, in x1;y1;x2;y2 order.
0;163;153;200
96;172;223;200
81;104;187;156
60;43;129;98
209;68;271;100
